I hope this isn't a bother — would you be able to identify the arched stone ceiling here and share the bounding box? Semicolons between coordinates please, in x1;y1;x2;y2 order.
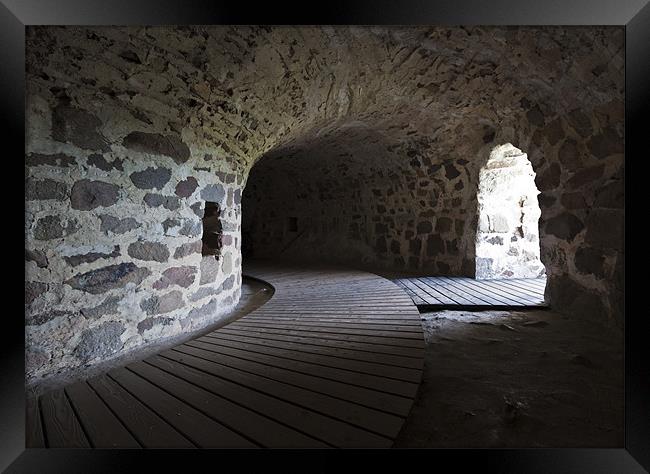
26;25;624;171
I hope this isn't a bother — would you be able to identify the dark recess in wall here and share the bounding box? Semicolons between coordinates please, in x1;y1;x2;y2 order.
202;202;223;258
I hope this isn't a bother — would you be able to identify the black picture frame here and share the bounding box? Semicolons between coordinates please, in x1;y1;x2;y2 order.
3;0;647;472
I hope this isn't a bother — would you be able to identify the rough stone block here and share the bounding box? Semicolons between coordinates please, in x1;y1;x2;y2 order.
66;262;150;294
137;316;173;335
153;266;197;289
574;246;606;278
25;281;48;305
122;131;190;164
26;152;76;168
587;126;623;159
545;212;584;241
52;105;110;152
26;309;71;326
585;209;623;251
201;184;226;203
70;179;120;210
63;246;120;266
143;193;180;210
25;249;48;268
74;321;125;362
175;177;199;197
426;235;445;256
99;215;140;234
128;241;170;262
174;240;202;259
80;296;121;319
200;256;220;284
129;167;172;190
87;154;123;171
26;178;68;201
489;214;509;233
34;215;78;240
179;219;202;237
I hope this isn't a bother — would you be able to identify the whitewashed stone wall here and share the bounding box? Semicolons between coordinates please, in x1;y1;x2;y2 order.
475;144;545;279
25;47;244;384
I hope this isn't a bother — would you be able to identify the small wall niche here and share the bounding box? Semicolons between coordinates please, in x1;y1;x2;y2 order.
202;202;223;258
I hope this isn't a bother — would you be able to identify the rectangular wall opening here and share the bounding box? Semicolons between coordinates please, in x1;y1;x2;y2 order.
202;201;223;258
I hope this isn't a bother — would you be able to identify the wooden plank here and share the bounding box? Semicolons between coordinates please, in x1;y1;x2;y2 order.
218;326;424;352
261;300;417;307
127;360;326;448
421;276;504;305
511;277;547;290
219;324;425;350
504;278;547;295
493;279;546;300
256;304;420;312
420;277;486;305
65;381;141;448
183;340;414;416
447;277;527;306
40;388;90;448
154;352;392;447
405;278;449;303
210;325;425;358
240;315;422;326
26;397;45;448
87;374;194;448
234;318;423;334
410;278;458;305
419;277;478;305
475;279;543;305
228;320;424;341
205;335;422;383
107;367;256;448
393;280;428;305
252;309;421;317
202;331;422;368
398;278;443;304
436;276;499;305
199;334;419;397
171;345;406;439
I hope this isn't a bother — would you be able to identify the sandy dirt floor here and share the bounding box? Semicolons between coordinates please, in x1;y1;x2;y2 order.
393;308;624;447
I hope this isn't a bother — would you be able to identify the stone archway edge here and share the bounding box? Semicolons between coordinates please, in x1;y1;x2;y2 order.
27;261;424;448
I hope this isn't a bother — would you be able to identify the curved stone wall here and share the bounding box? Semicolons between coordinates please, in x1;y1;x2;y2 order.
25;25;624;384
25;27;249;383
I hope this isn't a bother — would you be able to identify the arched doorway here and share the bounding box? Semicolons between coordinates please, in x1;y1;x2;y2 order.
475;144;546;279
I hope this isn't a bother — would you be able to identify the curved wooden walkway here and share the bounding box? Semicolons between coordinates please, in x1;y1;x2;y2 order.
27;262;424;448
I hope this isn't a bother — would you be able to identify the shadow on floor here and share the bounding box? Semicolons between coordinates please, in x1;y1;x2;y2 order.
394;307;624;448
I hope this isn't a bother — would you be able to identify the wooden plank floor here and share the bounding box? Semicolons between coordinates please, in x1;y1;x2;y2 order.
393;276;547;309
27;262;424;448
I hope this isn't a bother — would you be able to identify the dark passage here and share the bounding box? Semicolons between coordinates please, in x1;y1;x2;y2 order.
202;202;223;258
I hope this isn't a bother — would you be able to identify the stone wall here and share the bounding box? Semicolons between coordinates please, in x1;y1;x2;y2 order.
25;27;246;384
238;26;624;327
25;25;625;384
242;128;476;275
475;144;545;279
